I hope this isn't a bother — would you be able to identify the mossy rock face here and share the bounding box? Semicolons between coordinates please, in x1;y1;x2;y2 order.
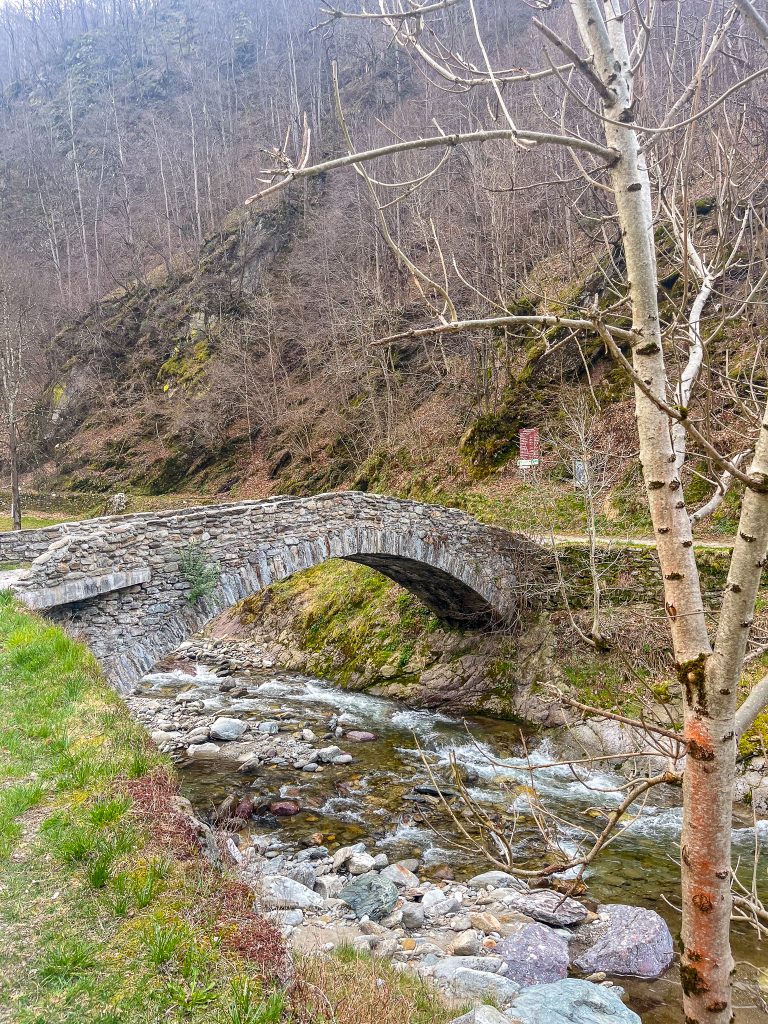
739;709;768;758
459;324;601;478
694;196;716;215
158;337;211;392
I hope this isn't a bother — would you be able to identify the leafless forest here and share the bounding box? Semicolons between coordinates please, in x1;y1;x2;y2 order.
0;0;759;501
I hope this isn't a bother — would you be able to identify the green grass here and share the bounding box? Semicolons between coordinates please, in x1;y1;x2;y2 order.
0;513;64;531
0;592;456;1024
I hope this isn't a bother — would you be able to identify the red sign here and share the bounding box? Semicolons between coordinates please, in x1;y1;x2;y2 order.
519;428;540;462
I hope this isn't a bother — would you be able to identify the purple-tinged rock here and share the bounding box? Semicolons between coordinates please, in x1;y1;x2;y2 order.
572;904;674;979
496;921;569;987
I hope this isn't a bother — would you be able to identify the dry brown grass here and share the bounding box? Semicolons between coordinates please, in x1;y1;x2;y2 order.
124;765;199;859
292;949;460;1024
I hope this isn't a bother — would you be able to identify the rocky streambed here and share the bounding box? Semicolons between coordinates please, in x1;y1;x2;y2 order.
127;638;768;1023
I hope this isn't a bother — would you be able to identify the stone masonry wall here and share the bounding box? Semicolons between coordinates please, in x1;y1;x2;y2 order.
9;493;534;691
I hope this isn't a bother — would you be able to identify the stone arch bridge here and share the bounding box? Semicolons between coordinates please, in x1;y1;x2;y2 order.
1;492;538;691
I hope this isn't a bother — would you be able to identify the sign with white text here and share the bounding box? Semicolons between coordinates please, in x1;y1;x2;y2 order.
518;428;540;469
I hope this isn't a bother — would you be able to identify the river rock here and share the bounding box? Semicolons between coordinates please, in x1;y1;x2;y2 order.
381;862;420;888
333;753;354;764
297;845;329;861
284;863;317;889
469;911;502;934
346;731;377;742
317;745;343;763
187;726;210;742
269;799;301;816
332;842;367;871
503;888;588;927
449;913;472;932
257;721;280;735
468;870;526;890
235;797;254;819
151;729;179;745
431;956;504;982
186;742;220;758
447;968;520;1006
425;895;461;920
259;874;325;910
211;794;240;823
448;1009;510;1024
267;909;304;928
449;929;481;956
348;851;376;875
496;921;569;986
210;717;248;741
401;902;426;929
339;874;398;921
505;978;640;1023
572;905;674;978
315;874;345;899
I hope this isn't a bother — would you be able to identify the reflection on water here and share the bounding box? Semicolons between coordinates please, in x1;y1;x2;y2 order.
138;665;768;1023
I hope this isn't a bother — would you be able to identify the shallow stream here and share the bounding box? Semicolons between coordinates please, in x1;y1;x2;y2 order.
138;664;768;1022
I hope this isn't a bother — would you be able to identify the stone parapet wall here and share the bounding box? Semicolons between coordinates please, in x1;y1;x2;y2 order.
0;524;70;565
552;542;731;609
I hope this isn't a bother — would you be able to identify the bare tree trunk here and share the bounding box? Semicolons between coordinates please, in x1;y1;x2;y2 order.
8;409;21;532
570;3;728;1019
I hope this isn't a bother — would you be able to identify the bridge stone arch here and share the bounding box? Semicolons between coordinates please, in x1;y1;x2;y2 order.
5;492;534;691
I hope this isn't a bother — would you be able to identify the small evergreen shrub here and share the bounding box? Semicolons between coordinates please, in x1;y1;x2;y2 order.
179;541;221;603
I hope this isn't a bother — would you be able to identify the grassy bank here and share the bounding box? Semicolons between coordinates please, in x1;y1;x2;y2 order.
0;514;65;532
0;594;455;1024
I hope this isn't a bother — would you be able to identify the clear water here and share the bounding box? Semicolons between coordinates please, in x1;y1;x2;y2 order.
137;665;768;1022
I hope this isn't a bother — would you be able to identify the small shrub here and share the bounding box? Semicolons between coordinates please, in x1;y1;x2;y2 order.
165;970;218;1011
41;813;99;863
87;851;115;888
226;976;260;1024
179;541;221;603
128;749;153;778
109;872;132;915
333;941;368;965
223;978;284;1024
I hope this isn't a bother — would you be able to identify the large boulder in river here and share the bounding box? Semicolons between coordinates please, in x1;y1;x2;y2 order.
269;799;301;817
259;874;325;910
339;874;398;921
210;717;248;741
505;978;640;1024
572;904;674;979
503;888;588;927
496;921;570;987
468;870;526;890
